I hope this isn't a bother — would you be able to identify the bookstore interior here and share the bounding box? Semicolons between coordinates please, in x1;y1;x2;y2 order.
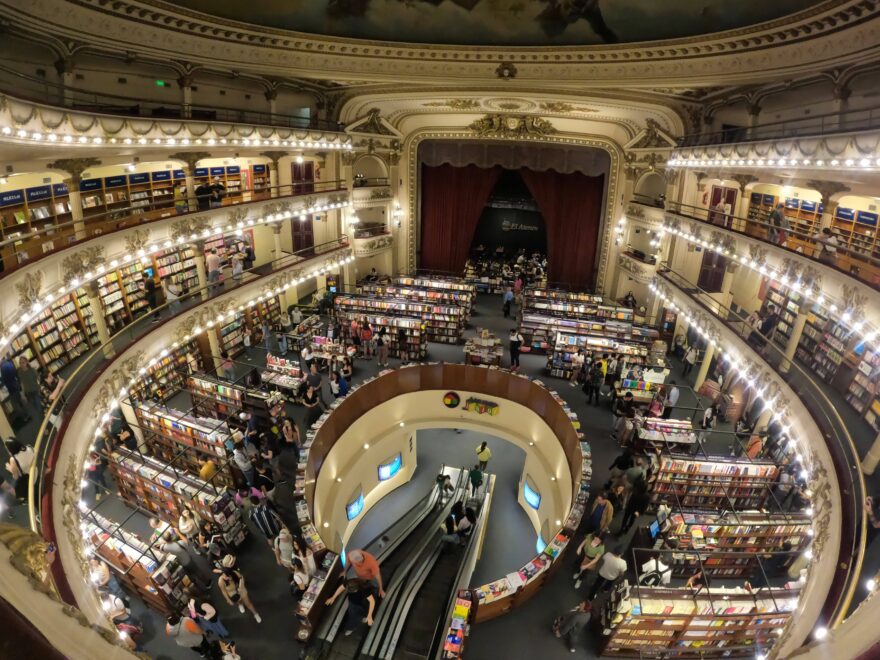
1;3;880;660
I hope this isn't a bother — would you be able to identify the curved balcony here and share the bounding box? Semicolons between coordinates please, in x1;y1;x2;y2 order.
0;64;344;132
0;180;348;279
656;265;868;630
352;225;394;257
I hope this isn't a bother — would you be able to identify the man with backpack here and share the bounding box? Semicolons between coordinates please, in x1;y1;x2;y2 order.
639;553;672;587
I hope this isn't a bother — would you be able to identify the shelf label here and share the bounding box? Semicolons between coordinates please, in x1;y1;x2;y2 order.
52;183;69;197
194;167;209;177
104;175;127;188
210;167;225;176
226;166;240;174
857;210;878;227
761;194;776;205
79;178;101;191
835;207;855;221
253;164;266;174
129;172;150;184
151;170;172;182
750;192;762;203
0;190;24;207
173;169;185;179
800;200;817;212
785;198;799;209
26;185;52;202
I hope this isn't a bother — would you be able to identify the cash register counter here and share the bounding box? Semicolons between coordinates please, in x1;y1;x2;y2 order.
303;363;593;623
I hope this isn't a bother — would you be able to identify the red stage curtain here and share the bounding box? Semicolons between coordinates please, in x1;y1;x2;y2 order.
519;169;605;290
419;163;502;274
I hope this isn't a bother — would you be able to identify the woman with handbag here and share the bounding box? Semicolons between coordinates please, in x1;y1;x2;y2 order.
5;440;34;502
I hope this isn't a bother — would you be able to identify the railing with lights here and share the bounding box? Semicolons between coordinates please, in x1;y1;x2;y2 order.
675;105;880;148
27;235;354;572
0;64;346;132
0;180;348;278
666;152;880;174
653;266;866;628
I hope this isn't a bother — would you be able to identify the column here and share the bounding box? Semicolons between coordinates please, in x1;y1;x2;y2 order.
808;180;851;231
779;309;808;375
48;159;102;240
747;102;762;135
265;89;278;123
714;264;738;312
860;432;880;475
178;75;193;119
272;224;284;262
85;282;115;358
259;152;287;198
193;239;209;301
693;342;715;391
831;84;850;132
170;152;212;212
54;57;75;107
645;289;663;327
206;326;223;372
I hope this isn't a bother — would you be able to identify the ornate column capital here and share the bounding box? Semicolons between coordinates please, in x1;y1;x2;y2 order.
177;74;194;88
259;151;288;167
48;158;102;185
731;174;759;190
169;151;212;172
806;180;850;208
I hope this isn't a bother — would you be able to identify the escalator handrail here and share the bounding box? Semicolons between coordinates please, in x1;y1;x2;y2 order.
359;471;469;658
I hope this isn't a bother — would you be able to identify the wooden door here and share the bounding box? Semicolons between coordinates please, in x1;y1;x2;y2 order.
291;161;316;195
697;251;728;293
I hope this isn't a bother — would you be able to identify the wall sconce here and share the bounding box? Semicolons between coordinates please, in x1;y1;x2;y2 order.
393;202;403;228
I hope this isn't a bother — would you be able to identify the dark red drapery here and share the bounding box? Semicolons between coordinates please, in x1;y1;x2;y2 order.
519;169;605;290
419;163;502;274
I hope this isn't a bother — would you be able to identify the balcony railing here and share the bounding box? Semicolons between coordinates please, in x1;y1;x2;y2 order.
27;235;350;599
352;224;392;239
0;179;347;279
631;195;880;291
676;105;880;148
659;265;866;626
352;176;390;188
0;64;345;132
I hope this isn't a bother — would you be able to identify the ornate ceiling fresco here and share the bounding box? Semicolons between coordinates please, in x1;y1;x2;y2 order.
171;0;825;46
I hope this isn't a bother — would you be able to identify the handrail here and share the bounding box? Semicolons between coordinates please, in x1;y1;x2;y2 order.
353;225;392;239
675;105;880;148
0;179;347;279
28;234;351;543
657;265;866;627
630;195;880;292
0;64;346;132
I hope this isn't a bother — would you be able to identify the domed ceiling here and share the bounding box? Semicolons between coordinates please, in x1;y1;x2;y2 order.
171;0;825;46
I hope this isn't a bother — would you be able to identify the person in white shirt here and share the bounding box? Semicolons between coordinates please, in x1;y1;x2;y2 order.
569;349;585;387
587;549;627;599
662;381;679;419
814;227;839;265
205;249;222;286
639;554;672;586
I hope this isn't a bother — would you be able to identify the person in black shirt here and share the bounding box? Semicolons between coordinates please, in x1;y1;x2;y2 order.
142;276;159;322
397;327;408;364
254;463;276;503
195;183;212;211
209;178;225;208
303;386;321;428
325;578;378;633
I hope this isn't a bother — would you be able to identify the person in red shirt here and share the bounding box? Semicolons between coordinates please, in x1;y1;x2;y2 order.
348;549;384;598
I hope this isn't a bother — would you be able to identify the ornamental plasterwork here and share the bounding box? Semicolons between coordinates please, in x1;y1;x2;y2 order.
169;216;212;241
625;120;678;151
15;271;43;308
538;102;599;114
404;129;622;291
61;246;107;283
345;108;401;138
841;284;868;320
616;254;654;284
468;114;556;139
18;0;875;86
747;243;768;267
422;99;481;110
353;235;394;257
123;229;151;254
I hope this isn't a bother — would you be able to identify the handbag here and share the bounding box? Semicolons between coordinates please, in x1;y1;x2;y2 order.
12;455;29;500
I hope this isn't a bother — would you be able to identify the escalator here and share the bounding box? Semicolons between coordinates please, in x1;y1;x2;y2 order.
309;468;468;660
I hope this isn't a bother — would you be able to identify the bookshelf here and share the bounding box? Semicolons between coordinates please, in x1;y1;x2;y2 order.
393;275;476;312
134;401;235;486
290;314;323;351
83;510;196;616
194;165;244;206
544;326;657;378
650;455;778;510
359;283;473;319
783;197;822;238
154;244;199;292
251;163;270;198
759;279;803;351
0;182;71;246
187;374;244;420
217;316;246;357
336;311;427;361
847;350;880;417
657;510;811;576
522;288;605;316
108;448;247;547
262;353;304;391
832;206;880;262
249;295;282;327
795;305;829;367
128;340;202;403
463;329;503;366
809;317;857;384
334;294;465;344
746;192;777;228
599;583;798;657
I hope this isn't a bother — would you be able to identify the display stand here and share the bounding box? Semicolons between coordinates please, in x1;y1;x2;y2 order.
108;448;247;547
464;329;503;366
334;294;466;344
336;311;427;361
441;590;477;659
635;418;696;451
262;353;304;392
360;281;474;318
289;315;323;351
83;510;195;617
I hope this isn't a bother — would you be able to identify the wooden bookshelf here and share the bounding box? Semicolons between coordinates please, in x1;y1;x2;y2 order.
187;374;245;420
358;283;473;319
650;455;778;510
334;294;465;344
393;275;476;312
0;182;72;257
154;244;199;293
832;206;880;263
546;327;656;378
128;340;202;403
83;510;196;617
783;197;822;238
217;316;246;357
746;192;777;235
759;279;803;351
847;349;880;417
600;583;798;658
336;310;427;361
108;447;247;548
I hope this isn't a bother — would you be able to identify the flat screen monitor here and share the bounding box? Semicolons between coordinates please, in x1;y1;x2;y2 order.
649;520;661;539
346;492;364;521
378;453;402;482
536;535;547;554
523;479;541;510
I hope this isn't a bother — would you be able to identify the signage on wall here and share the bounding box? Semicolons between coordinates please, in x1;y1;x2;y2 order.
464;397;499;416
523;479;541;510
26;186;51;202
501;219;539;232
346;491;364;521
0;190;24;207
378;453;402;482
443;392;461;409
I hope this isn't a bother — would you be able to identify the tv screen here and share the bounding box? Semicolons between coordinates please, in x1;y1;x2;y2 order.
536;535;547;554
346;493;364;521
523;479;541;510
649;520;661;538
378;453;402;482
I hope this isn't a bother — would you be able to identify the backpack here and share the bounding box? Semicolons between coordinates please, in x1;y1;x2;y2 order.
639;559;670;586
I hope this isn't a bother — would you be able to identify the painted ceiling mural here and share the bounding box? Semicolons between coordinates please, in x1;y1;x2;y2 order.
172;0;824;46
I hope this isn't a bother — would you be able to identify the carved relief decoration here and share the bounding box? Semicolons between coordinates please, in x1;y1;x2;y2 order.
368;187;393;201
170;216;212;241
625;119;677;151
422;99;480;110
15;271;43;308
538;102;598;114
61;247;106;283
468;114;556;139
354;235;394;257
123;229;151;254
346;108;400;137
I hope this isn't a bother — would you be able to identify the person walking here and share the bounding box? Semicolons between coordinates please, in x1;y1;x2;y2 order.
573;532;606;589
217;555;261;622
143;275;160;322
231;251;244;282
1;355;30;424
502;287;514;318
682;345;697;377
205;249;222;288
814;227;839;265
584;362;604;405
768;202;791;245
587;548;627;599
306;363;326;409
376;327;390;367
468;465;484;497
189;599;229;639
165;280;182;314
508;328;523;372
249;496;283;547
554;600;592;653
17;356;41;415
159;531;212;591
303;385;322;428
585;491;614;535
232;440;255;486
475;441;492;471
619;476;650;535
293;538;317;576
165;613;209;655
273;527;296;571
662;381;679;419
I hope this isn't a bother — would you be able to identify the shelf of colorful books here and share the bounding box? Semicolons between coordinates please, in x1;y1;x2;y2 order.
154;245;199;291
128;340;201;403
649;455;778;510
218;316;246;357
336;311;427;361
359;282;473;318
108;448;246;548
82;510;195;617
846;348;880;416
334;294;465;344
187;374;245;420
545;328;654;378
758;279;803;351
464;329;504;366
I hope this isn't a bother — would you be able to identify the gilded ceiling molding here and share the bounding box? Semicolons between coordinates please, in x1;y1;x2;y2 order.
468;114;556;139
403;128;622;291
13;0;876;86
